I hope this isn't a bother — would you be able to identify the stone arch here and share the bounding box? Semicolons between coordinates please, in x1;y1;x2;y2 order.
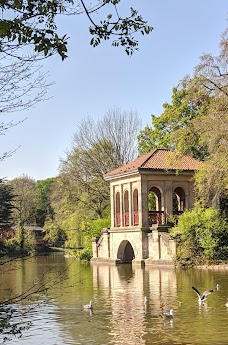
173;187;186;214
117;240;135;263
123;189;129;226
115;191;121;227
133;188;139;225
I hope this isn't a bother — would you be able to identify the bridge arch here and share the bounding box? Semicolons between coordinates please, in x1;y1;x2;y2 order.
117;240;135;263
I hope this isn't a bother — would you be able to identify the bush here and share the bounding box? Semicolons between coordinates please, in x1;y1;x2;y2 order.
170;207;228;265
69;248;92;261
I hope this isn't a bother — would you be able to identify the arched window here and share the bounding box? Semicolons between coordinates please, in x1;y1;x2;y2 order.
124;190;129;226
133;189;139;225
115;192;121;227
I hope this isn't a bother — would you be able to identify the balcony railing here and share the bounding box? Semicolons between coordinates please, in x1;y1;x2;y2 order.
133;211;139;226
148;211;164;226
116;213;121;227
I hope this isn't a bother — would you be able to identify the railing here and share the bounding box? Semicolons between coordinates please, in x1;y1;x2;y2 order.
148;211;164;226
124;212;129;226
133;211;139;226
173;211;184;216
116;213;121;227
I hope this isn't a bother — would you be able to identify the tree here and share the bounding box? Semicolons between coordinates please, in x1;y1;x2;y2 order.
60;107;141;217
35;178;55;226
0;0;153;60
9;174;37;226
138;24;228;208
0;179;14;227
137;80;210;160
189;26;228;207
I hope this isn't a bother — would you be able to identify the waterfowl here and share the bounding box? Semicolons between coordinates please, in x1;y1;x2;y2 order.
225;298;228;307
192;286;214;303
82;300;93;309
215;284;221;291
160;309;174;319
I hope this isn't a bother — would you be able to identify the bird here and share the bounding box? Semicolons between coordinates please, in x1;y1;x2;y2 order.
82;300;93;309
225;298;228;307
215;283;221;291
160;309;174;320
192;286;214;303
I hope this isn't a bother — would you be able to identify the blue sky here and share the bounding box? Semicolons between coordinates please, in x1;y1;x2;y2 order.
1;0;227;181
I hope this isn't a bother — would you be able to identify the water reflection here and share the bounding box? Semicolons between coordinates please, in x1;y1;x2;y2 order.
1;254;228;345
92;264;177;344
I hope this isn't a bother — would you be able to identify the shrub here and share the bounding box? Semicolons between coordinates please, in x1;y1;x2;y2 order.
170;207;228;265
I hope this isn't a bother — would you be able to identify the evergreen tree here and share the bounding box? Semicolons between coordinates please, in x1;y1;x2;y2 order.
0;179;14;227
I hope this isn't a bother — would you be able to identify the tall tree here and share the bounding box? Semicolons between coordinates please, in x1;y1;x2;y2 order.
0;179;14;227
9;174;37;225
137;80;210;160
0;0;153;60
60;107;141;217
35;178;55;226
138;24;228;208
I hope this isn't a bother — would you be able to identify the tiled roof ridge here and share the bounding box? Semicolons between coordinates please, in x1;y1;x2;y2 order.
104;148;202;178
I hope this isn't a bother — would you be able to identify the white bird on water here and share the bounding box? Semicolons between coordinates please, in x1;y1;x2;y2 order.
192;286;214;303
82;300;93;309
160;309;174;320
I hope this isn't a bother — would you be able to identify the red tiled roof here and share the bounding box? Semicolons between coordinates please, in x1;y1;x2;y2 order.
104;149;203;178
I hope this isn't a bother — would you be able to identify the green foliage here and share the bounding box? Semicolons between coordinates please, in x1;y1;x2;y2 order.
0;179;14;227
170;207;228;265
17;223;25;250
148;191;156;211
0;1;152;60
43;222;66;246
70;248;92;261
4;238;21;254
138;81;209;160
35;178;55;226
89;6;153;55
83;216;111;249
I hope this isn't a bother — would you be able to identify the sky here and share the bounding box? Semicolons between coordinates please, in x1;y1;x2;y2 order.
0;0;227;181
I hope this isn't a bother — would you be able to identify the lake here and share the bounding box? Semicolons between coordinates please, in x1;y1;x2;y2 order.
1;252;228;345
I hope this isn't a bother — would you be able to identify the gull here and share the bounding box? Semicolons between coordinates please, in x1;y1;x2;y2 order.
215;284;221;291
82;300;93;309
160;309;174;320
192;286;214;303
225;298;228;307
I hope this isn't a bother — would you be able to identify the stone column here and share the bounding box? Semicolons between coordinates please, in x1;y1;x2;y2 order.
120;184;123;227
164;181;173;222
110;185;114;227
129;182;133;226
141;179;148;227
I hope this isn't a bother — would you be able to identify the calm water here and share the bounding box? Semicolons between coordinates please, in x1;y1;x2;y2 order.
1;253;228;345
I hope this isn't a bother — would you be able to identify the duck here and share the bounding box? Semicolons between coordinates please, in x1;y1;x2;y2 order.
192;286;214;303
82;300;93;309
160;309;174;320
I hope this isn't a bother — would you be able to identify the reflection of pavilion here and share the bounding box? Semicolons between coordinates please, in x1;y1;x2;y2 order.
91;149;202;266
92;264;177;344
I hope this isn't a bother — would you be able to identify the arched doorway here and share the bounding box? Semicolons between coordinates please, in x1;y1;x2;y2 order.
173;187;186;215
117;240;135;263
148;187;163;225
